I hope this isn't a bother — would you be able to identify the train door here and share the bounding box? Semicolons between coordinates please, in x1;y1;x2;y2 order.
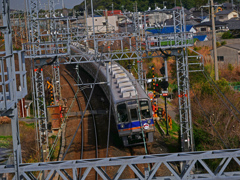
128;105;139;132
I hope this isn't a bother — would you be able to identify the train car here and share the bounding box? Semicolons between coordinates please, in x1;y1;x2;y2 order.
71;45;155;146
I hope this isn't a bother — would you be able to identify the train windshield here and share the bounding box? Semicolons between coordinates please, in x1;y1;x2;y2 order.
130;108;138;121
140;101;151;119
117;103;129;123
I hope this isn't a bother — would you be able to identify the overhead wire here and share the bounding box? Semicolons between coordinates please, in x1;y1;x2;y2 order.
61;62;101;161
74;68;99;180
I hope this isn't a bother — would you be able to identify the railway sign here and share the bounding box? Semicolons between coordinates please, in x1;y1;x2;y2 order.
143;123;149;129
148;91;154;100
162;90;168;97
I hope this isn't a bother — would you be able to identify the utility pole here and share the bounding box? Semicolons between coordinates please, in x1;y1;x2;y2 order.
112;3;114;15
210;0;219;81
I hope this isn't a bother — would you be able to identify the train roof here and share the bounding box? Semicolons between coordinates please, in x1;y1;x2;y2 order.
70;45;150;104
103;62;149;104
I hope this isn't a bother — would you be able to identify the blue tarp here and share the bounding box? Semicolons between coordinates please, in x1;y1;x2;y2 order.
193;35;207;41
146;25;193;34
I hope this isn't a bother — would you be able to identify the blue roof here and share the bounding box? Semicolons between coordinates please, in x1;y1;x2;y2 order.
146;25;193;34
193;35;207;41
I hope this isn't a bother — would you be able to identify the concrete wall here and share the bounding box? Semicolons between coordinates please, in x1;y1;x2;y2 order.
196;38;240;47
210;46;240;66
87;15;118;34
0;124;12;136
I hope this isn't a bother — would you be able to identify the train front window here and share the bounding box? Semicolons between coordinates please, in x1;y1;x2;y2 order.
130;108;138;121
117;103;129;123
140;101;151;118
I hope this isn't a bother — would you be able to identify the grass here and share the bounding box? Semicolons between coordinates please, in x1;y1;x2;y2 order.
155;118;180;153
19;121;35;129
159;119;179;139
0;135;12;148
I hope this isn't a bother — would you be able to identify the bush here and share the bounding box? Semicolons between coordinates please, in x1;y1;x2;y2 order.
228;64;234;72
221;41;227;46
216;41;221;47
222;31;232;39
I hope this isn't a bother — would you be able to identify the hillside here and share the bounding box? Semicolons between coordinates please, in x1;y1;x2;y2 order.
73;0;231;12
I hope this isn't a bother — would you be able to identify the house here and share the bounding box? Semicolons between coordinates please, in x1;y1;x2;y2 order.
103;10;123;16
148;12;172;26
192;10;209;20
194;20;228;33
222;3;234;10
87;15;118;34
164;18;198;26
215;10;239;21
210;43;240;66
146;25;196;34
225;18;240;31
193;35;208;41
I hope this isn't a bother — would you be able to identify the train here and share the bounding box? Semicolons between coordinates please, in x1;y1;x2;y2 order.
71;44;155;146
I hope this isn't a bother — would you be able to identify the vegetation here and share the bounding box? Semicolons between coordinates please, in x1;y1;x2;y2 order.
222;31;233;39
0;136;12;148
73;0;235;12
187;50;240;151
19;121;38;163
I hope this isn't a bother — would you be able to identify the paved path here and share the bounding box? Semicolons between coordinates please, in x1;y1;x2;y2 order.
157;97;177;120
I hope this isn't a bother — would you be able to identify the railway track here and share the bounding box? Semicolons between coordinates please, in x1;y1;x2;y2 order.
60;64;173;178
60;67;99;179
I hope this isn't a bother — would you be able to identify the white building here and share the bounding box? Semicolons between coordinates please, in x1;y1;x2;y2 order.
87;15;118;34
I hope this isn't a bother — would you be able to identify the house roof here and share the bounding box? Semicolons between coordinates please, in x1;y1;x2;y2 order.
225;18;240;30
223;3;233;9
186;19;199;25
212;43;240;51
192;10;208;18
194;20;227;27
216;10;235;15
146;25;193;34
164;18;198;26
224;43;240;50
193;35;207;41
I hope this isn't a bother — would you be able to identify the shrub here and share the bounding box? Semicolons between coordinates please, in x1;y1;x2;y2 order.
221;41;227;46
228;64;234;72
222;31;232;39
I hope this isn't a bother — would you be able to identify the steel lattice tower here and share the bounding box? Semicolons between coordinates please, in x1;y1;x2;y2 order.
49;0;62;104
174;9;194;152
27;0;49;161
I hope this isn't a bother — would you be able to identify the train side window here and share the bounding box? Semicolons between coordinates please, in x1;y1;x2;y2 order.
140;101;151;118
117;103;129;123
130;108;138;121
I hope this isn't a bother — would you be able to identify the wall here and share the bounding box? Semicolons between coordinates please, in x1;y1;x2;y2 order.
210;46;239;66
87;15;118;34
0;123;12;136
228;11;239;20
216;14;228;21
195;38;240;47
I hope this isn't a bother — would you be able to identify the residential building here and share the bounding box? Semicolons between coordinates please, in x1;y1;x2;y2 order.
194;20;228;33
87;15;118;34
215;10;239;21
103;10;123;16
210;43;240;66
225;18;240;31
148;12;172;26
193;35;208;41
